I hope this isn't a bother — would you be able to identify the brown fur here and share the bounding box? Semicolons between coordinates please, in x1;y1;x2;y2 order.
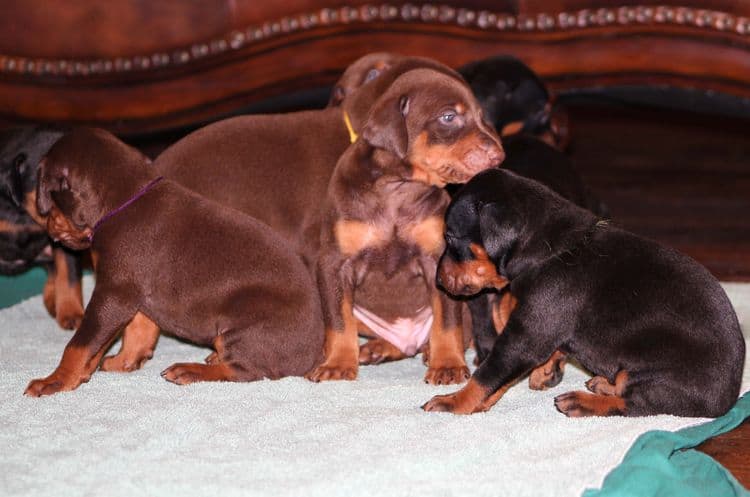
305;69;503;385
152;55;473;370
25;128;324;396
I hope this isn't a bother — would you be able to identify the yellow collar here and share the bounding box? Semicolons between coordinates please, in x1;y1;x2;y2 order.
343;111;358;143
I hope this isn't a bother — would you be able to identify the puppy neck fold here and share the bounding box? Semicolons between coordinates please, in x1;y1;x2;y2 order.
88;176;164;243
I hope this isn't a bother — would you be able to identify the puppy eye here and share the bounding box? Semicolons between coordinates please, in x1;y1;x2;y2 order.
13;153;26;168
364;68;380;83
439;111;457;124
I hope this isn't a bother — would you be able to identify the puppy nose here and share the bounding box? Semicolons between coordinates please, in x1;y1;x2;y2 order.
483;137;505;166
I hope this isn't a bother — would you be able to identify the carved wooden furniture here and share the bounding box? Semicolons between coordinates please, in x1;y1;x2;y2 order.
1;1;749;134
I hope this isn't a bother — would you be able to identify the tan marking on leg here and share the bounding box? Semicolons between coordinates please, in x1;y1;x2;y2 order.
53;248;83;330
25;341;113;397
529;350;567;390
100;312;160;372
43;270;56;318
161;362;236;385
554;391;627;417
491;291;518;334
585;370;629;396
425;294;469;385
359;337;407;365
334;220;386;256
305;295;359;381
422;377;512;414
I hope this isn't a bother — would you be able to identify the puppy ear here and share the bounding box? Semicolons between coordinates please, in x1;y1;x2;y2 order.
361;94;410;159
328;85;346;107
478;202;518;270
6;153;26;207
36;162;69;216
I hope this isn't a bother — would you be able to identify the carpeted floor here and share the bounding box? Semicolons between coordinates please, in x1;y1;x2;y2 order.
1;278;748;497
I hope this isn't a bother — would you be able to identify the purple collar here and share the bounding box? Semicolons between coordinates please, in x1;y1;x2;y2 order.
88;176;164;242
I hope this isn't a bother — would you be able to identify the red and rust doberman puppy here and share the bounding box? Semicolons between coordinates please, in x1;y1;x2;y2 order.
24;128;324;396
424;168;745;417
0;126;86;330
108;54;479;384
306;68;504;384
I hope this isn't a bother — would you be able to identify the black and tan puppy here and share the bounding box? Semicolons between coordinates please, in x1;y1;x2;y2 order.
0;126;85;329
459;55;568;148
24;128;323;396
424;168;744;417
462;135;608;368
306;68;503;384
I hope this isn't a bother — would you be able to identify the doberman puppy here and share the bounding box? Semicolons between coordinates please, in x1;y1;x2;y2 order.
111;55;480;384
24;128;324;396
463;135;608;369
424;168;745;417
0;126;85;329
306;68;504;384
459;55;568;149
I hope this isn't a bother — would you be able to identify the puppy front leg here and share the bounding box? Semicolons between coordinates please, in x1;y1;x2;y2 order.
423;315;557;414
52;246;84;330
305;256;359;381
466;293;498;365
421;256;469;385
25;287;134;396
100;312;160;372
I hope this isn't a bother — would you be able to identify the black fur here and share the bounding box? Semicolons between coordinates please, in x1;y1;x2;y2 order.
0;126;65;275
459;55;550;136
440;168;744;417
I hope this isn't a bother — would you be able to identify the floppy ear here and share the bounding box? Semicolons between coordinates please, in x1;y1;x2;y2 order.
478;202;518;271
361;94;410;159
36;162;69;216
327;85;346;107
6;153;26;207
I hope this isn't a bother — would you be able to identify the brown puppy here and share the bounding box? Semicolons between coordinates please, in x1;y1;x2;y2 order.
108;55;469;382
306;69;504;384
24;128;323;396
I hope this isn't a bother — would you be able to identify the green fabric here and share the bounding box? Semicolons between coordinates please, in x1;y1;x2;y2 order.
0;267;47;309
584;392;750;497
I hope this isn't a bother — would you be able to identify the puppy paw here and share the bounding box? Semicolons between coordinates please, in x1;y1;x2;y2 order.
55;303;84;331
161;362;234;384
585;376;612;395
528;363;564;390
305;364;358;382
424;365;470;385
43;282;56;319
422;393;461;413
359;338;406;365
24;372;85;397
554;391;625;417
100;352;152;372
528;351;566;390
205;352;219;364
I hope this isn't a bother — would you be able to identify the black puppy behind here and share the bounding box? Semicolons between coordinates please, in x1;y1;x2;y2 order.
0;126;64;274
0;126;86;329
426;168;744;417
459;55;566;147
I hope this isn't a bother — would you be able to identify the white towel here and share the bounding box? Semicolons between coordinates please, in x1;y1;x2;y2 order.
1;278;748;497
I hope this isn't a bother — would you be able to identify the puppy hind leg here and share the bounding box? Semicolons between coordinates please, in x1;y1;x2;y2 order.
161;333;243;385
100;312;160;372
555;370;629;417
